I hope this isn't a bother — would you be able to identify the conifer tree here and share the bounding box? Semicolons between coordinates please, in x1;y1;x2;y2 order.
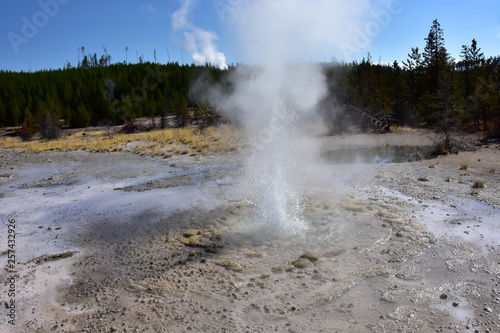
423;20;452;94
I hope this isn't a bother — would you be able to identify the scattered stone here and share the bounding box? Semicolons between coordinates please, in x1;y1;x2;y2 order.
179;233;222;254
181;235;204;247
214;260;243;273
183;229;202;237
418;176;429;182
484;306;492;313
440;293;448;300
343;202;364;213
452;302;459;307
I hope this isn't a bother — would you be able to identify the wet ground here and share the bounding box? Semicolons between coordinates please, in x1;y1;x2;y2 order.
0;133;499;332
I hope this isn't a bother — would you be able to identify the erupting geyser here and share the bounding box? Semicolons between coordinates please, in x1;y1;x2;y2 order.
177;0;378;238
246;100;309;238
220;64;327;239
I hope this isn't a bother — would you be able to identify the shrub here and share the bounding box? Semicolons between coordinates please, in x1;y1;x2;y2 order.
19;121;33;141
120;121;145;134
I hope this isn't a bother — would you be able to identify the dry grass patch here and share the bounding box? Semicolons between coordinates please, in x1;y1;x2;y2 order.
390;126;414;133
472;180;486;189
0;125;242;157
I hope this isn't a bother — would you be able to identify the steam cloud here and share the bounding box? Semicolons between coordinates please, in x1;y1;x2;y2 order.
172;0;228;69
231;0;373;65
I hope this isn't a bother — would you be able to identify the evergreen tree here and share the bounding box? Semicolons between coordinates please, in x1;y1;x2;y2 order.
72;104;90;128
8;100;21;126
0;99;6;127
423;20;452;94
460;39;487;129
469;39;484;69
403;47;424;117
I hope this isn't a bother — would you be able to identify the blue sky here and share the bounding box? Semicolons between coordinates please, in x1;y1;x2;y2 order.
1;0;499;72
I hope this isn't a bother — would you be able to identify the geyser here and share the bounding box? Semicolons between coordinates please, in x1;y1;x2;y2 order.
178;0;379;239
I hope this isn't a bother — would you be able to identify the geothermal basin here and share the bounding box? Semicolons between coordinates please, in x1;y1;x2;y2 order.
1;130;500;332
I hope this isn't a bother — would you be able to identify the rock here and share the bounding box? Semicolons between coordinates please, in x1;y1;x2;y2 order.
181;235;203;247
214;260;243;273
440;293;448;300
299;253;320;262
183;229;202;237
343;202;364;212
292;258;312;269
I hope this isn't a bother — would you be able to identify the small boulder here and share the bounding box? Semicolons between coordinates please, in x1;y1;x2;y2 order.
292;258;312;269
183;229;202;237
299;253;320;262
343;202;364;212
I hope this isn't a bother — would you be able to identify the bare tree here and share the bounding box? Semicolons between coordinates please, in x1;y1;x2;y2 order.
38;111;60;140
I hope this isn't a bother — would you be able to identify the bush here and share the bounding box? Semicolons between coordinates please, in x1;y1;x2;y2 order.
120;121;145;134
19;121;33;141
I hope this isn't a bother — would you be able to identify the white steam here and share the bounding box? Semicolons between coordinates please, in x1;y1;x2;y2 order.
171;0;228;69
230;0;373;65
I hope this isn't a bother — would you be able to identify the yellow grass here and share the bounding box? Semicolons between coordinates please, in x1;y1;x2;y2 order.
0;125;242;157
389;125;414;133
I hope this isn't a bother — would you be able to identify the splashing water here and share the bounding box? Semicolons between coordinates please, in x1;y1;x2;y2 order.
244;102;309;239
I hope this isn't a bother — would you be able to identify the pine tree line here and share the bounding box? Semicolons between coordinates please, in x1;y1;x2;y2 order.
320;20;499;136
1;20;499;138
0;62;224;131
